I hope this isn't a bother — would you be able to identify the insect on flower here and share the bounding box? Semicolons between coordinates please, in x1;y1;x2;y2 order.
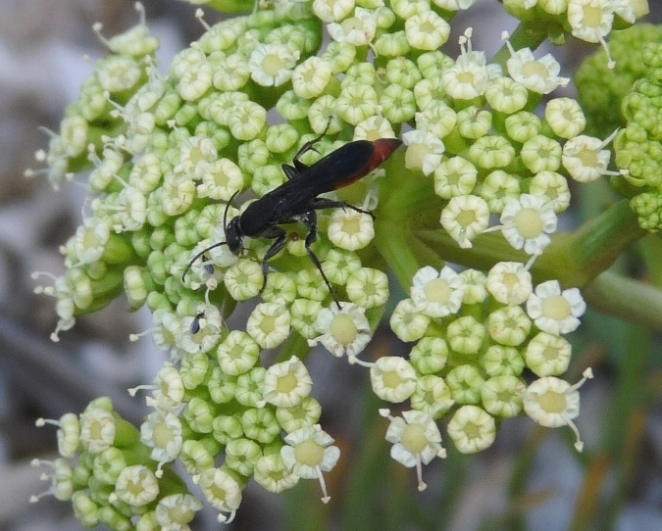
183;125;402;308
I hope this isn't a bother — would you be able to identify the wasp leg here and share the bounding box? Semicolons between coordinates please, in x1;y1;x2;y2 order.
310;198;375;220
282;163;300;180
293;119;333;170
302;210;341;310
259;226;288;294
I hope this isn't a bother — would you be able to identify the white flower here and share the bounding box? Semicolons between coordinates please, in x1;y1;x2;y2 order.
410;266;465;318
246;302;291;349
523;368;594;451
381;409;446;491
505;47;569;94
567;0;614;43
562;132;618;183
442;51;490;100
499;194;558;256
308;303;372;362
262;356;313;408
327;7;378;46
197;468;242;523
402;129;445;176
180;304;224;354
370;356;417;402
486;261;532;306
140;411;183;477
248;43;299;87
79;405;115;454
440;195;491;248
526;280;586;334
281;425;341;503
74;218;110;265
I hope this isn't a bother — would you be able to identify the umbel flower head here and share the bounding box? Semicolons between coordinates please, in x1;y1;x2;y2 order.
27;0;628;523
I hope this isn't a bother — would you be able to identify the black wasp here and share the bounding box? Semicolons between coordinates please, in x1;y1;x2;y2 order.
183;127;402;308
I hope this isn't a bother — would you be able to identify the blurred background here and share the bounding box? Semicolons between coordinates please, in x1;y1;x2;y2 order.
1;1;661;530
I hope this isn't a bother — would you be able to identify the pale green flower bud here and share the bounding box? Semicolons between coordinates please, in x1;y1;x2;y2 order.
236;367;267;407
457;107;492;139
276;396;322;432
212;414;243;445
480;344;525;377
488;305;532;346
241;407;281;444
485;77;528;114
346;267;389;309
469;135;516;169
409;336;449;375
290;298;324;339
447;405;496;453
224;259;264;301
446;365;485;404
434;156;478;199
374;31;411;57
380;84;417;124
225;438;262;476
521;135;562;173
505;111;542;143
447;315;486;355
481;375;526;417
479;170;521;214
410;375;454;418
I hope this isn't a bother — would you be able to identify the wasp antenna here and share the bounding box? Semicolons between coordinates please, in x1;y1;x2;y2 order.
223;190;240;232
181;242;228;283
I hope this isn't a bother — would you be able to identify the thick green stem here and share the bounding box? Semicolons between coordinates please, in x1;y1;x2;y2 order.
583;272;662;331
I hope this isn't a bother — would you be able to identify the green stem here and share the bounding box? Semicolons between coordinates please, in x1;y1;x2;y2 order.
583;272;662;331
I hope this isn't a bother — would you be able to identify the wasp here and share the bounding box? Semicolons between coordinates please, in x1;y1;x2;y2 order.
183;128;402;308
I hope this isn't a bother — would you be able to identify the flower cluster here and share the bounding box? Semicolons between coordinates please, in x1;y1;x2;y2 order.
384;263;592;488
27;0;648;527
575;24;662;137
612;41;662;232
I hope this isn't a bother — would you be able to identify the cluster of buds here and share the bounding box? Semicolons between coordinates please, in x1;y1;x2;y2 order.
611;41;662;232
28;0;651;528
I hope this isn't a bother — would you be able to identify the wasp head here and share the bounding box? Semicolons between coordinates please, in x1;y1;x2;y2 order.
225;217;243;255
